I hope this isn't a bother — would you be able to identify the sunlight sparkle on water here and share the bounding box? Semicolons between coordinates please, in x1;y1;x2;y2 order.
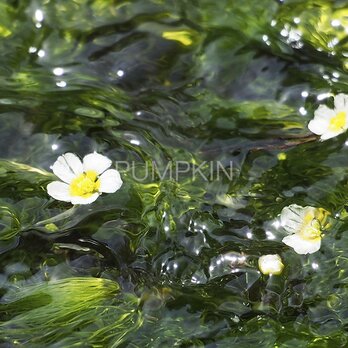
299;107;307;115
312;262;319;270
34;9;44;22
117;70;124;77
37;50;45;58
331;19;340;27
53;68;64;76
56;81;67;88
266;231;276;240
317;92;331;101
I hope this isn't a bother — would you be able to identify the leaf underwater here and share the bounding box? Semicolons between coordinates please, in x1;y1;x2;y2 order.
1;0;348;346
0;160;55;200
0;277;142;347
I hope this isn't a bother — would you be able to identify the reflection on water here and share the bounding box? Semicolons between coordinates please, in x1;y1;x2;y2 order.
1;0;348;346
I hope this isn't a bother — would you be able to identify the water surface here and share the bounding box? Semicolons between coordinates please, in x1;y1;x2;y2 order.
1;0;348;347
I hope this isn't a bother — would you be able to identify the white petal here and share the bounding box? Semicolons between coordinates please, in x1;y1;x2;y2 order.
282;234;321;254
98;169;123;193
314;105;336;120
83;152;112;174
320;130;344;141
308;118;329;135
52;153;83;183
70;193;100;205
280;205;318;235
280;204;305;233
334;93;348;110
47;181;71;202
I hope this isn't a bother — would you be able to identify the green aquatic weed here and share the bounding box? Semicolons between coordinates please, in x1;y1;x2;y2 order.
0;277;142;347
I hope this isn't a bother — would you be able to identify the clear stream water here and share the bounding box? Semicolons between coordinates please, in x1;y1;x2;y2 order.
1;0;348;347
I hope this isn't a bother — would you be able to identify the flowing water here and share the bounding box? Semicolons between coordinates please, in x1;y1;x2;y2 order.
1;0;348;347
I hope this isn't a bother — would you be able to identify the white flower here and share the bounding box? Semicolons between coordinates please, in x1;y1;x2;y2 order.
258;254;284;275
280;204;329;255
308;93;348;140
47;152;123;204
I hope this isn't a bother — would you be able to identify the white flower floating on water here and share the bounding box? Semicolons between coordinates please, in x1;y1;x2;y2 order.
258;254;284;275
47;152;123;204
280;204;329;255
308;93;348;141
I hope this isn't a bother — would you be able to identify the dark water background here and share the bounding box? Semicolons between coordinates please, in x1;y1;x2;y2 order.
1;0;348;346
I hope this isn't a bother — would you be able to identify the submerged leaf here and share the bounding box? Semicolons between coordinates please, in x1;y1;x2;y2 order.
0;277;142;347
0;160;54;200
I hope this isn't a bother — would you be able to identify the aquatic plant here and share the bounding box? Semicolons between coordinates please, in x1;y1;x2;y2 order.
308;94;348;141
1;0;348;346
0;277;142;346
280;204;330;254
47;152;123;204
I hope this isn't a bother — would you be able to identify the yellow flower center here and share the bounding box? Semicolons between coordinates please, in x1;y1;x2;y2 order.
328;111;346;132
69;170;100;198
299;209;329;242
300;223;321;241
